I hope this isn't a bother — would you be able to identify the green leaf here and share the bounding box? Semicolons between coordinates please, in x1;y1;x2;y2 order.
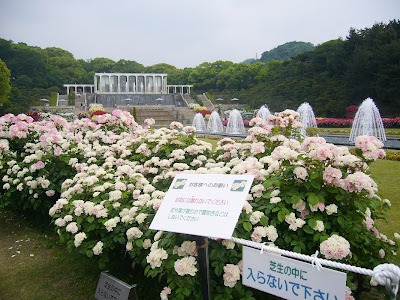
303;225;314;234
277;210;286;222
308;218;317;229
311;180;321;190
335;194;344;201
87;216;95;223
291;195;301;204
347;282;357;290
355;148;363;157
313;233;321;242
135;239;143;247
293;246;301;253
337;216;345;226
210;249;218;260
260;216;269;226
284;235;292;244
215;264;223;276
356;201;367;212
144;265;151;276
243;222;252;232
310;172;320;179
307;194;319;206
281;207;290;215
299;241;306;250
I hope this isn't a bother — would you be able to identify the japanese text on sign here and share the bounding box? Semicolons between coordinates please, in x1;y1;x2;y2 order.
95;272;134;300
149;174;254;239
242;246;346;300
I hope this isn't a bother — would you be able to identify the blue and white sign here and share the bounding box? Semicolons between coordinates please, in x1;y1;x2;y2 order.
243;246;346;300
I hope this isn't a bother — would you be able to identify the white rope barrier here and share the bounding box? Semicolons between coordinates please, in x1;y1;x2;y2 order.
209;236;400;298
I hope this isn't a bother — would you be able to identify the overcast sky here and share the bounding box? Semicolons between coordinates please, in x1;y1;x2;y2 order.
0;0;399;69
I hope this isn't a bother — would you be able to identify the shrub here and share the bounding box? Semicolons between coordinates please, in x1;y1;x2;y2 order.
0;110;397;299
384;150;400;161
382;117;400;128
345;105;358;119
306;127;319;136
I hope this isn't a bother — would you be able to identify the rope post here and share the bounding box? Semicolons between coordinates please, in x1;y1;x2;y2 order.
195;235;211;300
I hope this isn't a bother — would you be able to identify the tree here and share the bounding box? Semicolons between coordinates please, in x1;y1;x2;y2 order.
0;58;11;103
80;57;116;73
259;41;315;63
110;59;144;73
144;63;179;82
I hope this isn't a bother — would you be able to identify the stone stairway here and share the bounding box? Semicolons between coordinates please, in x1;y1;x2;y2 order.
74;94;86;114
116;105;193;127
183;94;196;106
197;94;215;111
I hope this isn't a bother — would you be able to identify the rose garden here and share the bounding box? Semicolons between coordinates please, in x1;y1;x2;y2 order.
0;108;399;300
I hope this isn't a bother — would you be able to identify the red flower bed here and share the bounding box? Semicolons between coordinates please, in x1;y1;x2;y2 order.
26;110;40;122
317;117;400;128
316;118;353;128
90;110;107;118
199;110;212;117
382;117;400;128
345;105;358;119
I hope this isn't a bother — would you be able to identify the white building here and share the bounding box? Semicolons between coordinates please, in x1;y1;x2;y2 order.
64;73;193;95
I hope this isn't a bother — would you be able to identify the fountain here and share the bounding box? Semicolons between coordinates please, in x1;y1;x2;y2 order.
349;98;386;142
207;111;224;133
226;109;246;134
192;113;207;132
256;105;272;122
297;102;318;137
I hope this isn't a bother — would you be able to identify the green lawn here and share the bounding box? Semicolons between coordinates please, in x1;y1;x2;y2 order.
369;159;400;240
318;127;400;137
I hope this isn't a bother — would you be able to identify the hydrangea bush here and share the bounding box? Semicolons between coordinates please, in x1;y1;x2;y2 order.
0;109;398;299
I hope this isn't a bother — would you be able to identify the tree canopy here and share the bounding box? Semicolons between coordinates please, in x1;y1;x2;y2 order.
0;58;11;103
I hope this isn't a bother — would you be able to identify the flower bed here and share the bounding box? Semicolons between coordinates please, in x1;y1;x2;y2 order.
0;109;397;299
316;117;400;128
198;110;212;117
316;118;353;128
222;119;250;127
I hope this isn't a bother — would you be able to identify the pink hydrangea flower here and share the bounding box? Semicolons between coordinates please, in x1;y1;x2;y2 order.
320;235;351;260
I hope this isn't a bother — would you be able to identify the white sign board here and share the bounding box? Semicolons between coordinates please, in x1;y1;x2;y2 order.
150;174;254;239
243;246;346;300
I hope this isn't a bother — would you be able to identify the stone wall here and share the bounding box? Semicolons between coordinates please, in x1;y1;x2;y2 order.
92;94;184;108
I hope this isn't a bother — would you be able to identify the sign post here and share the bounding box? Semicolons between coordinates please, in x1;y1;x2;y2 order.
150;174;254;299
195;235;211;300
